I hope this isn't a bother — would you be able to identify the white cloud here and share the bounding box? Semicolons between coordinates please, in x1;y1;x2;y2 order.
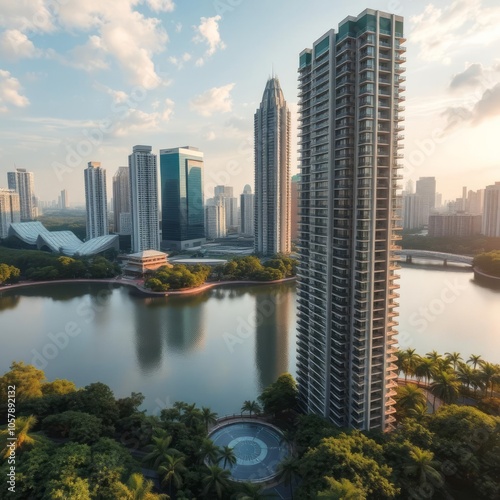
66;35;108;71
169;52;192;69
113;98;174;136
174;22;182;33
0;69;29;112
193;15;225;59
145;0;175;12
94;83;129;104
411;0;500;64
190;83;235;117
195;57;204;67
0;0;55;33
204;130;216;141
0;29;39;60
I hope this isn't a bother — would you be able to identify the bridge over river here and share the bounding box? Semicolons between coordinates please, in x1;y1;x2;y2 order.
396;249;473;267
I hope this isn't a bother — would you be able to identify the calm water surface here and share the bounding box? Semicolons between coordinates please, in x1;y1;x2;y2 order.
0;266;498;414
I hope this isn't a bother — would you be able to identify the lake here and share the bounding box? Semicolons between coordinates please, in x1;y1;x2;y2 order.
0;265;498;415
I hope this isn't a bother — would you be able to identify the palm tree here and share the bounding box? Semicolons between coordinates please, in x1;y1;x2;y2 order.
201;407;218;432
236;482;277;499
218;445;236;469
180;404;202;427
395;383;426;420
241;400;261;416
430;371;460;409
200;438;220;465
158;454;187;497
445;352;462;370
0;415;38;458
142;433;179;469
277;457;299;500
426;350;442;363
404;348;420;380
414;357;434;386
456;362;474;400
202;465;231;499
479;362;500;397
407;402;429;422
404;447;443;490
467;354;482;369
114;473;169;500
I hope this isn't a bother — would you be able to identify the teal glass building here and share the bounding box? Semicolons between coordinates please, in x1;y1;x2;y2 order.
160;146;206;250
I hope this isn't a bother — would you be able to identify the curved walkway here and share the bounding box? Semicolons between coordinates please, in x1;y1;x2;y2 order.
0;276;297;298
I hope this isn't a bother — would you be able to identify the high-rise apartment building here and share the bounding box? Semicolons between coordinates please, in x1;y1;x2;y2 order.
0;189;21;239
482;182;500;237
84;162;108;240
113;166;131;235
59;189;69;210
466;189;484;214
296;9;404;431
7;168;36;221
415;176;436;226
402;192;423;230
129;145;160;252
240;184;255;237
214;185;238;231
291;174;301;241
254;77;291;255
205;196;227;239
429;213;482;237
160;146;205;250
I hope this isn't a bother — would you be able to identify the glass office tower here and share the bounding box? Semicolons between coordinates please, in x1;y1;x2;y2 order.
160;146;206;250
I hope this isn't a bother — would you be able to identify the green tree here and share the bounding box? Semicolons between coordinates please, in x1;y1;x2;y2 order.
200;438;220;465
143;432;179;469
277;457;299;500
202;465;231;499
467;354;483;369
0;361;45;401
258;373;298;416
429;371;460;409
394;383;427;421
0;263;20;284
241;400;261;416
403;447;444;495
41;379;77;395
218;445;236;469
42;411;102;444
317;477;366;499
414;357;434;386
112;473;169;500
445;351;462;370
158;454;187;497
0;415;38;458
479;361;500;397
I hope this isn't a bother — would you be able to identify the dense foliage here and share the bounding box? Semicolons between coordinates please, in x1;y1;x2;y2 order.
473;250;500;277
0;263;20;284
401;234;500;256
0;247;120;281
145;264;212;291
1;359;499;499
145;256;298;291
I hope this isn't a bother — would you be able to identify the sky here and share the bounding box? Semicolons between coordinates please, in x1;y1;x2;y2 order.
1;0;500;206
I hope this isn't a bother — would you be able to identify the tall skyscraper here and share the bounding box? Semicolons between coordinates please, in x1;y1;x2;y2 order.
7;168;36;221
466;188;484;214
160;146;205;250
482;182;500;237
205;196;227;239
215;185;238;231
296;9;404;431
129;145;160;252
0;189;20;239
402;193;423;230
415;177;436;225
240;184;254;237
59;189;69;210
84;162;108;240
290;174;301;241
254;77;291;255
113;166;131;235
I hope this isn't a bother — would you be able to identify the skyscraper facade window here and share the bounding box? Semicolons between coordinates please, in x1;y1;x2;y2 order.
254;77;291;255
84;162;108;240
0;189;21;239
129;145;160;252
296;9;404;431
160;146;206;250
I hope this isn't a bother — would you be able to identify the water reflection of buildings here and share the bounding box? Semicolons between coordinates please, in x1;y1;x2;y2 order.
133;298;163;374
132;294;209;372
0;294;20;312
255;285;291;390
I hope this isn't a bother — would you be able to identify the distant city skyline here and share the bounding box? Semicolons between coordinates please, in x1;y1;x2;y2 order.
1;1;500;204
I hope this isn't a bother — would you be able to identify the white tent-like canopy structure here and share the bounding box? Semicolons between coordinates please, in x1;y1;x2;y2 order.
9;222;119;257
